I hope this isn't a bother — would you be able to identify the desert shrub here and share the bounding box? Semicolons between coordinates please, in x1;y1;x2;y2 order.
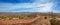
50;18;60;25
19;15;24;19
44;17;47;19
27;14;37;19
9;17;13;20
0;16;7;20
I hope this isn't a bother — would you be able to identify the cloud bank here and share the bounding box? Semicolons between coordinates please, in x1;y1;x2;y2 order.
0;0;59;12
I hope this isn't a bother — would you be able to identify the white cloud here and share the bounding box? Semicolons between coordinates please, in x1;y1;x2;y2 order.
0;0;55;12
37;3;54;12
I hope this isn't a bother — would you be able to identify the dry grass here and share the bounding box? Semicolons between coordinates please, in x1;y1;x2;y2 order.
50;17;60;25
0;14;60;25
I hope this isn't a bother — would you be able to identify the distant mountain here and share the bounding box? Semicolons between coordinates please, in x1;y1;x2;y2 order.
0;12;60;14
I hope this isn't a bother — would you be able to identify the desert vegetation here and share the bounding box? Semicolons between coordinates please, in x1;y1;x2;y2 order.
0;14;37;20
0;13;60;25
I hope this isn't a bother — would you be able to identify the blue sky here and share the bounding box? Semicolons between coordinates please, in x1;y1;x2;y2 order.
0;0;60;13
